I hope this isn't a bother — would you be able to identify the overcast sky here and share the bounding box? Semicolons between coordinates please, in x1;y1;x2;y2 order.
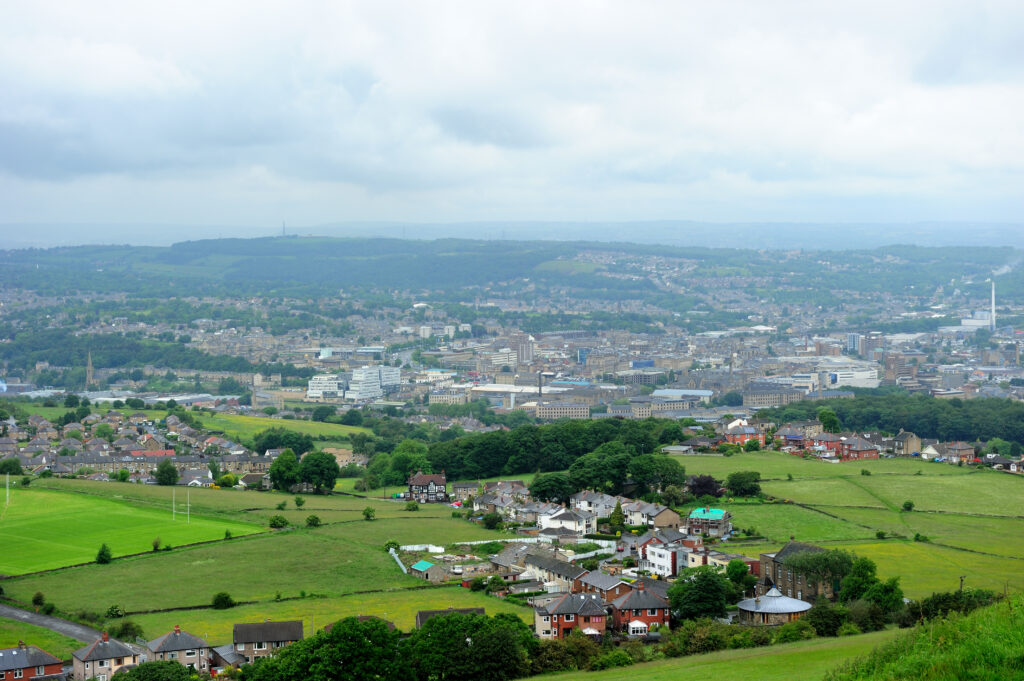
2;1;1022;238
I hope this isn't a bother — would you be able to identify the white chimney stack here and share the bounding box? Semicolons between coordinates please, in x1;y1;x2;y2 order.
991;280;996;331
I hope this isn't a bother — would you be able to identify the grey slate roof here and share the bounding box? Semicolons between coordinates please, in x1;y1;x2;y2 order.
73;636;137;663
524;553;587;580
149;628;209;653
537;593;606;617
212;644;245;667
611;587;669;611
0;645;61;671
578;571;627;591
233;621;303;644
738;587;812;614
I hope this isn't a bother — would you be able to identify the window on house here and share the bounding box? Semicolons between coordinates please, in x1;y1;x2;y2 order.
254;642;267;650
36;668;44;677
98;660;109;668
1;671;6;680
185;650;196;657
648;609;658;616
273;642;284;648
169;652;178;660
13;672;22;680
564;614;574;622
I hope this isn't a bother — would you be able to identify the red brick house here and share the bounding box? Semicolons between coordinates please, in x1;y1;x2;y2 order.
407;470;448;502
534;593;607;639
573;571;633;603
610;582;671;635
0;642;62;681
838;437;879;461
724;426;765;447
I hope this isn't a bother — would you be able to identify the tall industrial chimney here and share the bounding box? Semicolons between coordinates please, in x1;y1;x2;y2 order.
991;280;996;331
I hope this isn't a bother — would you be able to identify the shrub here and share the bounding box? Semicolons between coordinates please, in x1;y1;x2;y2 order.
591;650;633;670
294;496;305;508
276;501;287;511
32;592;45;608
110;620;144;641
774;619;816;643
305;514;321;528
383;540;400;552
902;500;914;512
861;469;871;476
451;510;462;518
749;627;773;646
846;599;886;632
224;530;232;540
806;598;846;637
268;515;289;528
212;592;236;609
469;577;488;592
482;512;502;530
41;603;56;615
913;532;929;542
405;501;420;511
875;530;886;539
96;543;112;564
152;537;161;552
105;605;126;619
362;507;376;521
837;622;861;636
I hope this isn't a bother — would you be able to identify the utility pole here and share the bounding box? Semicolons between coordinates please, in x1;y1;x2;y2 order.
959;575;965;592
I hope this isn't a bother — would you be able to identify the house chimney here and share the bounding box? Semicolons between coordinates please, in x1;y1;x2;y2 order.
174;625;181;634
17;640;26;649
637;580;645;591
102;632;109;642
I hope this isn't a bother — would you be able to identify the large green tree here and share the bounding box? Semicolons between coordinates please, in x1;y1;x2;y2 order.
241;616;399;681
253;427;314;456
528;472;575;502
725;471;761;497
268;449;301;491
668;565;732;620
121;661;191;681
299;451;341;493
154;458;179;486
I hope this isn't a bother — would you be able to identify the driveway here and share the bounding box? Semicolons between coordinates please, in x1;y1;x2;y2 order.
0;602;102;643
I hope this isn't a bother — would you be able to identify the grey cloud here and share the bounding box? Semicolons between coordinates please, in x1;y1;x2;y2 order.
431;106;548;149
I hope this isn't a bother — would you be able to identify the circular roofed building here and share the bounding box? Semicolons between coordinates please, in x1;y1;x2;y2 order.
737;587;812;626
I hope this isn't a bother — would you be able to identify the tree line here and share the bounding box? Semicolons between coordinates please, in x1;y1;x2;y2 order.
761;394;1024;445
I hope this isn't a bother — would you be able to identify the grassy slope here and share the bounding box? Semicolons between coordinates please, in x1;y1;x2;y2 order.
824;595;1024;681
532;629;899;681
128;586;531;641
0;618;82;660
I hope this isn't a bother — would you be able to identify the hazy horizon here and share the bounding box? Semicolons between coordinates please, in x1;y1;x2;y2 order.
1;220;1021;251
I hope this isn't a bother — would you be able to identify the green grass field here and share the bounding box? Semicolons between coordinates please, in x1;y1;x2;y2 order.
192;413;370;442
0;618;83;660
127;586;531;641
0;487;261;574
532;628;899;681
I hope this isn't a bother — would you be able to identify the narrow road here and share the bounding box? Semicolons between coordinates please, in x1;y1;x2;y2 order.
0;603;101;643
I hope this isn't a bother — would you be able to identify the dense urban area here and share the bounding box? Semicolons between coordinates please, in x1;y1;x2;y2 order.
1;237;1022;681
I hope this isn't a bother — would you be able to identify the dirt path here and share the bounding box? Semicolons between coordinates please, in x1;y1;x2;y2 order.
0;602;101;643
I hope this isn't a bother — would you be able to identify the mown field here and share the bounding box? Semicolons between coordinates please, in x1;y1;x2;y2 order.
0;487;261;574
699;451;1024;599
127;586;531;641
0;617;82;660
533;628;899;681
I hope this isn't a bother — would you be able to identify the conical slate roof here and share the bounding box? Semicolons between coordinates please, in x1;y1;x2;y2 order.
737;587;812;615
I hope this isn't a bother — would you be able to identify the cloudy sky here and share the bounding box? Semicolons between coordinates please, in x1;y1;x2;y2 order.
2;1;1022;238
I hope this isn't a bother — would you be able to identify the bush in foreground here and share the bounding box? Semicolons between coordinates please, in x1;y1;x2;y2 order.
212;592;236;609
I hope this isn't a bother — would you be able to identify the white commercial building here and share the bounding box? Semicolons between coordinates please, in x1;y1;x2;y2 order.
306;374;346;399
345;365;402;401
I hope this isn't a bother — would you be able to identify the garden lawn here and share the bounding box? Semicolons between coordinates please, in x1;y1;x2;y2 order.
0;487;260;575
127;586;531;642
0;618;82;660
531;628;899;681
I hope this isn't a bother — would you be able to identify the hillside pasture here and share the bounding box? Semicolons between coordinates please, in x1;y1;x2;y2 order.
2;506;505;613
127;586;531;642
722;501;877;544
192;412;370;441
0;487;260;575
